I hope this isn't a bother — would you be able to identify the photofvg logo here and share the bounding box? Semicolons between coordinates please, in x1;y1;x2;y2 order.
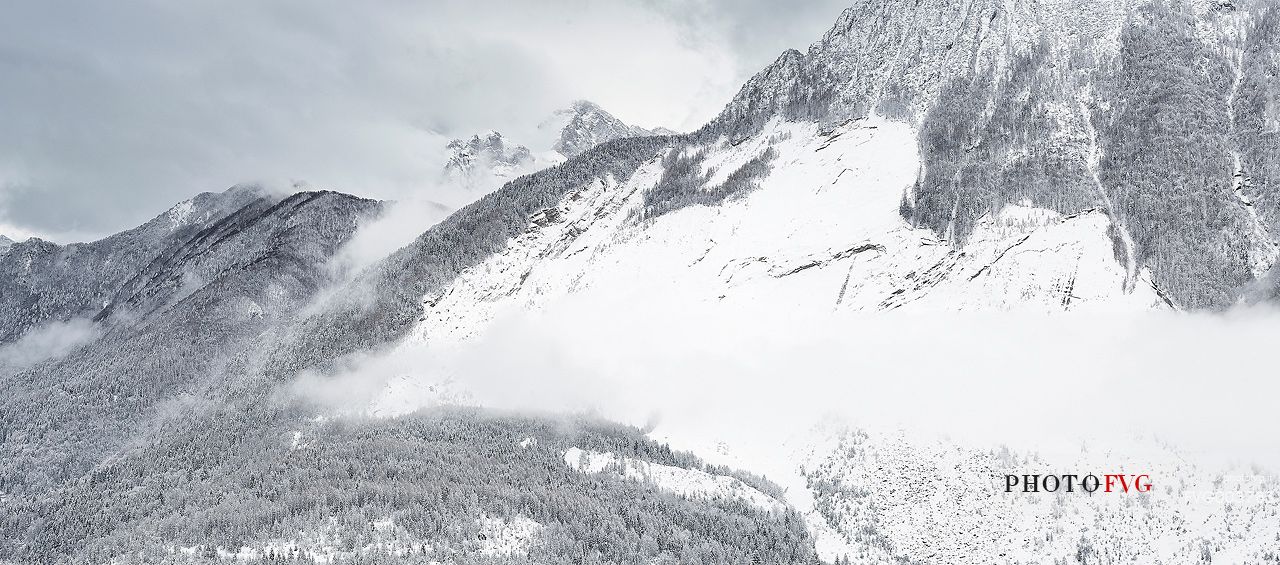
1005;474;1152;494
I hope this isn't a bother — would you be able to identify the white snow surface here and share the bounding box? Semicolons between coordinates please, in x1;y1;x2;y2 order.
369;376;472;418
162;198;214;232
165;199;195;226
167;516;430;564
409;117;1160;351
563;447;783;513
476;515;542;557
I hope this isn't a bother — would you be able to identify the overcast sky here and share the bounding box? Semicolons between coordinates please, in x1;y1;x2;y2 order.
0;0;849;242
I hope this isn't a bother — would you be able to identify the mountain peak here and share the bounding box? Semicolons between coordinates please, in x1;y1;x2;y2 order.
706;0;1132;139
160;183;272;233
440;101;676;193
442;130;536;190
568;99;602;113
547;99;664;158
445;131;532;165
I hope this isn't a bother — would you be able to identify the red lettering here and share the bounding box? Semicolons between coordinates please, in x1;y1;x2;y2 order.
1135;474;1152;493
1104;474;1119;493
1117;474;1132;493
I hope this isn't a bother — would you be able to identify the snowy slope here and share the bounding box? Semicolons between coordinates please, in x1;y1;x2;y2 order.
564;447;784;513
0;184;275;343
408;117;1163;347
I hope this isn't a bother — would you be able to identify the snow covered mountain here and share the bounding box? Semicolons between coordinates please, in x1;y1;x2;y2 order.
703;0;1280;309
440;100;674;194
0;184;381;472
4;0;1280;563
0;184;273;344
322;0;1280;561
441;130;538;191
367;0;1280;352
407;117;1161;351
543;99;675;158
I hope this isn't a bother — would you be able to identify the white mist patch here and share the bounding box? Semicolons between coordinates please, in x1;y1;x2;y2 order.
0;318;99;374
354;300;1280;563
286;350;405;414
329;196;454;277
387;297;1280;469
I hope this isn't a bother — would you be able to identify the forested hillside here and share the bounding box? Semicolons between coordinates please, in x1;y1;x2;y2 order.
2;405;817;564
1;190;381;499
0;185;269;344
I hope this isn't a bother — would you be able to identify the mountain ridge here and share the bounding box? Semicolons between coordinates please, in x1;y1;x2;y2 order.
547;99;670;157
0;184;274;343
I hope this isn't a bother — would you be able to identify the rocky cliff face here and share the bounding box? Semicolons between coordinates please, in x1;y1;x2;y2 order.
706;0;1127;137
440;101;670;196
442;131;537;190
706;0;1280;309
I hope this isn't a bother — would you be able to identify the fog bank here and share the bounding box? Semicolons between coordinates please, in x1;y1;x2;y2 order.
297;293;1280;471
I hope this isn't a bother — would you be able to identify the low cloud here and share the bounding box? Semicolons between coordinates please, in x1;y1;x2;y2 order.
328;196;455;278
2;0;796;241
290;290;1280;472
0;318;100;374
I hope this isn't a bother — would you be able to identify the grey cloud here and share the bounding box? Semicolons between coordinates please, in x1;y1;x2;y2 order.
645;0;851;76
0;0;852;241
0;1;557;240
